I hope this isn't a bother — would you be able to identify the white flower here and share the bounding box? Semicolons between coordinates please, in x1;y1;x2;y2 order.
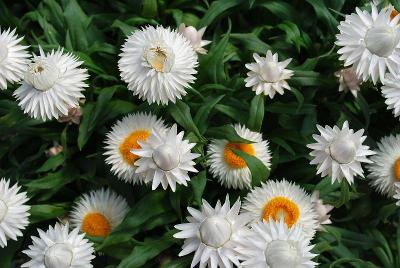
382;73;400;119
367;134;400;196
174;196;249;268
393;182;400;205
13;47;89;121
207;124;271;189
242;179;318;239
234;219;317;268
118;25;198;105
178;23;211;54
336;4;400;84
0;28;30;90
132;124;200;192
70;188;129;238
22;223;95;268
307;121;375;185
335;67;362;97
104;113;167;184
0;178;30;248
311;191;334;231
244;50;293;98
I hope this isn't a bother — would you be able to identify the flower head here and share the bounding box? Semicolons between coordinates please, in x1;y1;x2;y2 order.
336;4;400;84
0;28;30;90
382;73;400;119
0;178;30;248
178;23;211;54
245;50;293;98
132;124;200;192
119;25;198;105
207;124;271;189
13;47;89;121
307;121;375;185
58;105;83;125
335;67;362;97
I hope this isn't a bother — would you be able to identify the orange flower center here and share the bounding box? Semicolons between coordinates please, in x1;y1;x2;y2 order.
262;196;300;228
394;158;400;181
223;143;255;168
82;212;111;237
391;9;399;22
119;130;150;164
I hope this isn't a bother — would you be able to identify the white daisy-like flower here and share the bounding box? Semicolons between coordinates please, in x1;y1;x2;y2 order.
104;112;167;184
132;124;200;192
244;50;293;98
335;67;362;97
367;134;400;196
234;219;317;268
22;223;95;268
242;179;318;239
13;47;89;121
174;196;249;268
382;73;400;119
0;178;30;248
393;182;400;205
0;28;30;90
336;4;400;84
307;121;375;185
118;25;198;105
207;124;271;189
70;188;129;238
311;191;334;231
178;23;211;54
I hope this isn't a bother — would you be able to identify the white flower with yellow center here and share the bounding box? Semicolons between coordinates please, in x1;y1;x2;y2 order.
336;4;400;84
104;113;167;184
132;124;200;192
242;179;318;239
335;67;362;97
174;196;248;268
367;134;400;196
307;121;375;185
118;25;198;105
22;223;95;268
13;47;89;121
0;28;30;90
311;191;334;231
207;124;271;189
70;188;129;238
234;219;317;268
382;73;400;119
178;23;211;54
0;178;30;248
245;50;293;98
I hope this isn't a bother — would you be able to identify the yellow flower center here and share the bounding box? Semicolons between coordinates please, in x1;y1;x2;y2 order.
223;143;255;168
262;196;300;228
391;9;399;22
82;212;111;237
148;47;167;72
394;158;400;181
119;130;150;165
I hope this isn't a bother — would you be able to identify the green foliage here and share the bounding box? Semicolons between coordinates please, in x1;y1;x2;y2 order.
1;0;400;267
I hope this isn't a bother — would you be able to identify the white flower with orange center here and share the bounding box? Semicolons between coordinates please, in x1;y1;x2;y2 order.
174;196;249;268
336;4;400;84
178;23;211;54
132;124;200;192
70;188;129;238
242;179;318;239
311;191;334;231
207;124;271;189
307;121;375;185
245;50;293;98
0;28;30;90
335;67;362;97
13;47;89;121
22;223;95;268
0;178;30;248
367;134;400;196
118;25;198;105
382;73;400;119
234;219;317;268
104;113;167;184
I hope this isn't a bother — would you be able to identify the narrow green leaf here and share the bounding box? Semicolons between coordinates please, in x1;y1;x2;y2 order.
30;203;69;223
206;125;252;143
198;0;245;27
247;94;264;132
233;149;270;186
190;171;207;205
168;100;204;140
194;95;225;134
36;154;65;172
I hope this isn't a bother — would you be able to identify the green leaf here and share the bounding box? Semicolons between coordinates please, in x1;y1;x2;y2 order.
160;256;192;268
30;203;69;223
257;1;295;19
142;0;158;18
206;125;252;143
190;171;207;205
233;149;270;186
194;95;225;134
305;0;338;32
36;153;65;172
0;239;22;268
230;33;271;53
277;21;306;51
247;94;264;132
198;0;245;27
